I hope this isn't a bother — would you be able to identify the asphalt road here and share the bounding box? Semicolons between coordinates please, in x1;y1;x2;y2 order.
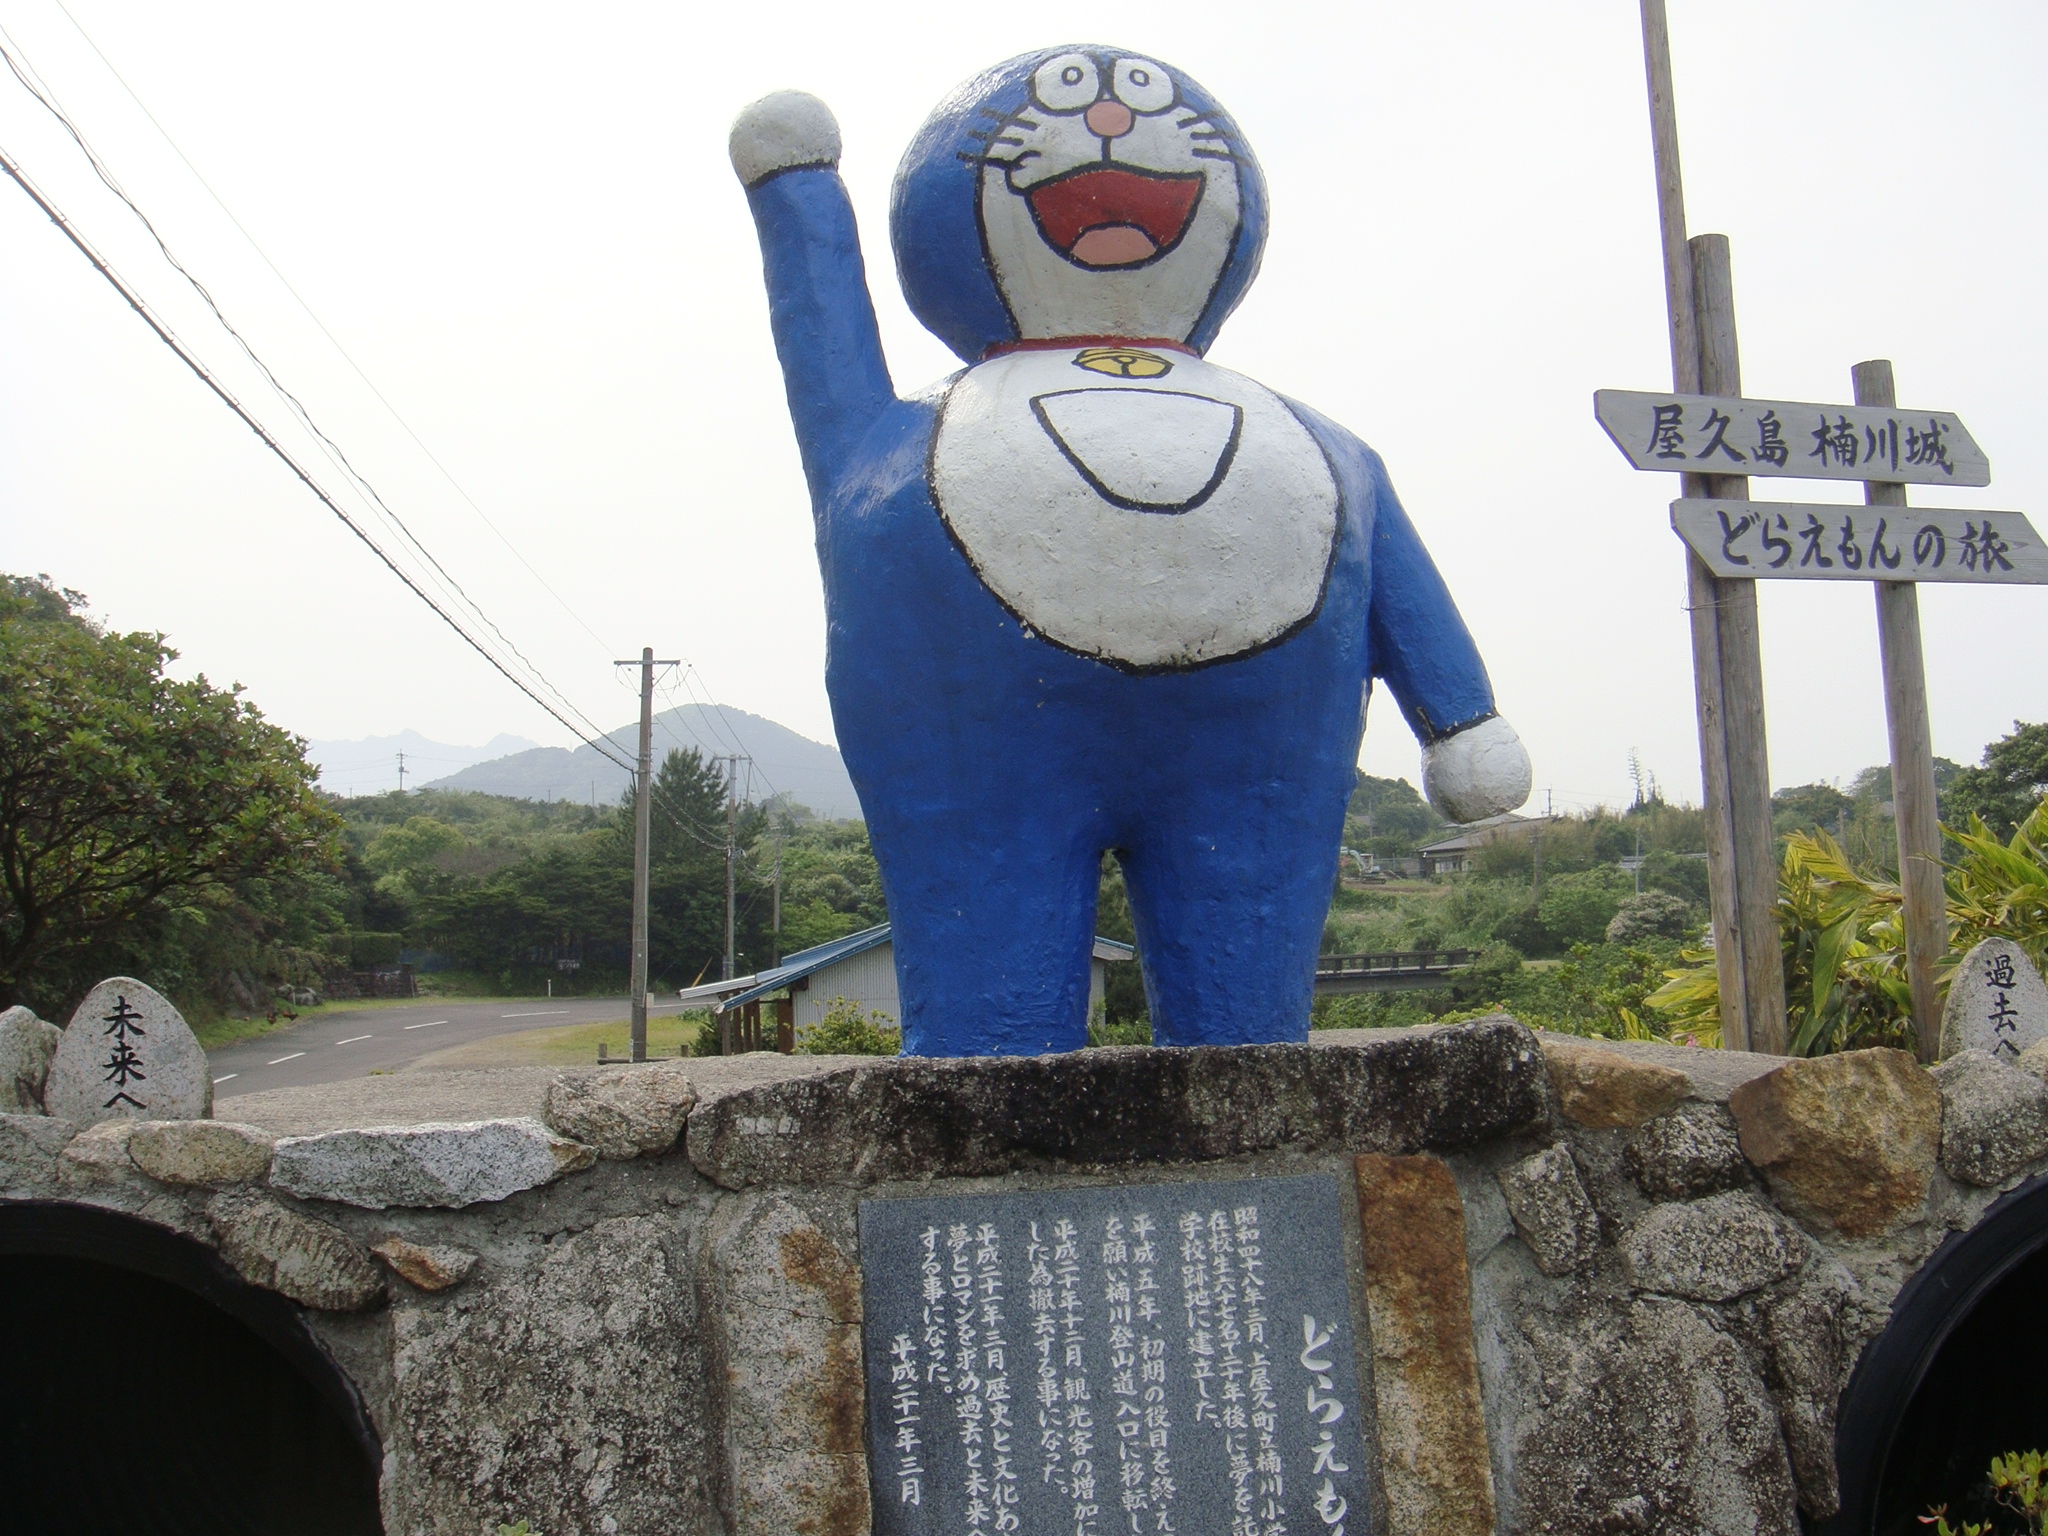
206;996;638;1096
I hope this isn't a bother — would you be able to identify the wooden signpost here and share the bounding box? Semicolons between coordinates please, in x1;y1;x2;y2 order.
1619;0;2044;1060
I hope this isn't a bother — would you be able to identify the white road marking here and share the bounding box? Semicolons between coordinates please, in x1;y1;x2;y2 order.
267;1053;305;1065
213;1074;237;1084
402;1020;448;1030
334;1034;372;1044
501;1009;571;1018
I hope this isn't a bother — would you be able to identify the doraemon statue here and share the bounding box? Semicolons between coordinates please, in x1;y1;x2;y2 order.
730;47;1531;1057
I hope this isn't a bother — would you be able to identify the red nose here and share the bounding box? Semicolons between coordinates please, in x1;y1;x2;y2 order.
1085;99;1134;139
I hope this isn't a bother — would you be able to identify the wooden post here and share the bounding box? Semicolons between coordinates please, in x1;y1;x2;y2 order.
1692;236;1788;1054
1640;0;1787;1052
1853;359;1946;1060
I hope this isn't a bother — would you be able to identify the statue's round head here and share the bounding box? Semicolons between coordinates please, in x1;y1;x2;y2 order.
892;46;1267;364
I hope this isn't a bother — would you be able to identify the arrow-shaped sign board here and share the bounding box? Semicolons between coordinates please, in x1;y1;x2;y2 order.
1672;500;2048;583
1597;390;1990;487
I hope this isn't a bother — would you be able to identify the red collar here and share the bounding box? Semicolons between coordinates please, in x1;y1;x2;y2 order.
982;335;1200;359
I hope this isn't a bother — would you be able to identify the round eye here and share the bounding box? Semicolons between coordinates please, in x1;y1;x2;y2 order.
1032;53;1099;113
1112;58;1174;113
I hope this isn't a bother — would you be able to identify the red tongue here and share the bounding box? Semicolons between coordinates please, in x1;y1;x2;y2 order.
1025;167;1203;264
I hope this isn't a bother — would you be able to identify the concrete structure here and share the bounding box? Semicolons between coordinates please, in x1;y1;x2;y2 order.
7;1020;2048;1532
677;924;1135;1033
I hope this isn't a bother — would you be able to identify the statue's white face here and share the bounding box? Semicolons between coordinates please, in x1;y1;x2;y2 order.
974;52;1244;344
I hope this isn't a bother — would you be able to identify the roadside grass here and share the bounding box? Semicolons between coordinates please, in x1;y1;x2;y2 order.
411;1011;710;1069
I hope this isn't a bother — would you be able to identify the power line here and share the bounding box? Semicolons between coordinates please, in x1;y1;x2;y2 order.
42;0;622;666
0;133;635;776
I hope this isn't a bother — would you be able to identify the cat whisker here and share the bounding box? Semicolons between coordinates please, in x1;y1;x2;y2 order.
1189;129;1234;141
1189;146;1243;163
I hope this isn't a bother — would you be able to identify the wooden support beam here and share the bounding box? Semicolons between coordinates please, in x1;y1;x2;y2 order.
1853;358;1947;1060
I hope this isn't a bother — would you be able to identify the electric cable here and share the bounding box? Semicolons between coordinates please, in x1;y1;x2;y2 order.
0;136;636;776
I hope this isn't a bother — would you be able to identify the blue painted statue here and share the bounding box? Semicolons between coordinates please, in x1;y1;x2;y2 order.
731;47;1530;1056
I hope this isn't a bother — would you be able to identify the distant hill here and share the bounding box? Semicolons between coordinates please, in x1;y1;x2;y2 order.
306;729;542;797
422;704;862;819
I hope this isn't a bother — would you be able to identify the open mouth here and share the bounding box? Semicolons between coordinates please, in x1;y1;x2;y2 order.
1023;165;1205;269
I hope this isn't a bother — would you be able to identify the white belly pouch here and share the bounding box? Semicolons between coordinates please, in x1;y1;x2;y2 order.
928;347;1340;669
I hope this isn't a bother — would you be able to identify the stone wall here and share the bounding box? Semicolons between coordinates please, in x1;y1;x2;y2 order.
4;1018;2045;1535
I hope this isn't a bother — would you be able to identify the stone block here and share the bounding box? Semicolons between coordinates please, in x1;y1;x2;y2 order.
1728;1049;1940;1238
1941;937;2048;1061
1354;1153;1497;1536
701;1193;868;1536
269;1117;596;1209
1930;1049;2048;1186
543;1061;696;1159
206;1188;386;1311
1624;1101;1749;1200
126;1120;276;1186
0;1110;78;1186
369;1236;478;1292
1511;1298;1799;1534
0;1006;60;1112
1541;1035;1690;1128
382;1212;716;1534
57;1117;140;1181
1623;1192;1806;1302
44;977;211;1125
1763;1267;1858;1519
1495;1144;1601;1276
689;1020;1548;1187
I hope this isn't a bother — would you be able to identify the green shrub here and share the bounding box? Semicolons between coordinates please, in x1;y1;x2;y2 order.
1605;891;1693;945
793;996;900;1055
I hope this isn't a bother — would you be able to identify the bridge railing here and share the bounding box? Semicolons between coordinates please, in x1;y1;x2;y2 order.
1314;949;1479;977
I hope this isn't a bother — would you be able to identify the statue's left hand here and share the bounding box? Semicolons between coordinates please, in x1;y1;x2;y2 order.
730;91;841;186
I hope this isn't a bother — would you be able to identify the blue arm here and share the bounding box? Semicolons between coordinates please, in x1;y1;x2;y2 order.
1366;461;1499;742
743;167;899;502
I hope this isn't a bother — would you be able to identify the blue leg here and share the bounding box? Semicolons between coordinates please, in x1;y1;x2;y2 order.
1118;785;1341;1047
870;800;1104;1058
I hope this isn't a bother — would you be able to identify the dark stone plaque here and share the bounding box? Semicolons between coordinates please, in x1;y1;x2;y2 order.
860;1173;1370;1536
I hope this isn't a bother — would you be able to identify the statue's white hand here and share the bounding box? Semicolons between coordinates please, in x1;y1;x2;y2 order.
729;91;841;187
1422;715;1533;824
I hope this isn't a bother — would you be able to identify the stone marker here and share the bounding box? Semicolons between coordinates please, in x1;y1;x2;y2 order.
1940;938;2048;1062
859;1172;1370;1536
269;1117;595;1209
126;1120;276;1187
0;1006;61;1112
1929;1049;2048;1186
542;1062;696;1159
1728;1049;1940;1238
206;1188;385;1311
369;1236;479;1292
1356;1153;1499;1536
44;977;211;1125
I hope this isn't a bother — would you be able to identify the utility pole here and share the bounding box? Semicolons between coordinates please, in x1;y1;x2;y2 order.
396;750;407;793
616;648;679;1062
771;829;784;967
711;754;752;980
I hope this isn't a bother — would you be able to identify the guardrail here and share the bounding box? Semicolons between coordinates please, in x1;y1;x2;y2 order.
1313;949;1479;994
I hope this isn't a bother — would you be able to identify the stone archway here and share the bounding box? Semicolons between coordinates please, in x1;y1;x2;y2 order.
0;1200;383;1535
1823;1171;2048;1535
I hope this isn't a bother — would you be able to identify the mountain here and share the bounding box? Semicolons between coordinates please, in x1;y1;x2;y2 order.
421;704;863;819
304;730;542;797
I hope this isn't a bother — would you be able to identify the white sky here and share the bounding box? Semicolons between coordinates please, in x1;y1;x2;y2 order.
1;0;2042;814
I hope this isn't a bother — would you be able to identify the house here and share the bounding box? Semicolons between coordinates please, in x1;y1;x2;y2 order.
675;923;1136;1047
1416;813;1556;876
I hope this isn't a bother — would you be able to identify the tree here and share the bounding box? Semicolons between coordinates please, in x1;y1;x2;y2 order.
0;582;341;1013
1946;722;2048;841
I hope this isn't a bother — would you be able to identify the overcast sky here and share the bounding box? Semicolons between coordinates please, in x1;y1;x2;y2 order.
2;1;2043;812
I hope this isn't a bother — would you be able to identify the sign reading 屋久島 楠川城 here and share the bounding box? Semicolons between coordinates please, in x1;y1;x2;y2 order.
859;1173;1369;1536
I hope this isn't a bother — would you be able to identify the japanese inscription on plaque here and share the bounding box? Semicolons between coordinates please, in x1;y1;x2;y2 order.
1940;938;2048;1061
44;975;212;1124
1595;389;1990;486
860;1173;1369;1536
1671;501;2048;585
